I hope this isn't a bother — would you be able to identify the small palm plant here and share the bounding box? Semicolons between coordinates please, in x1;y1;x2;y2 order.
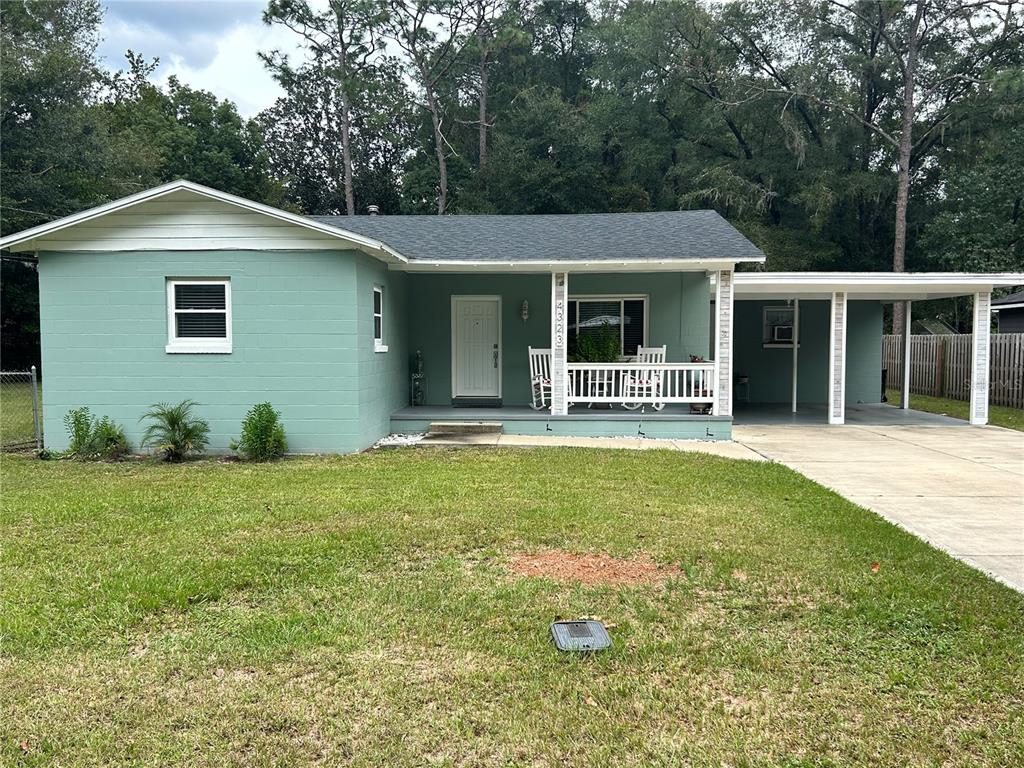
140;400;210;462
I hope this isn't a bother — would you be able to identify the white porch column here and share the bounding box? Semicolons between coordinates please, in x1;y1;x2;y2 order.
791;298;800;413
550;272;569;416
828;291;848;425
713;269;734;417
970;291;991;425
901;300;912;410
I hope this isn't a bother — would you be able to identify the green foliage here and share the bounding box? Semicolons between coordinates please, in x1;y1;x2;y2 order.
0;259;39;370
231;402;287;462
919;126;1024;274
570;322;621;363
0;0;123;237
62;407;130;460
139;400;210;462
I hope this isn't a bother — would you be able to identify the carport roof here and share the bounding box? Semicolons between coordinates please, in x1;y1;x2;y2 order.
732;272;1024;301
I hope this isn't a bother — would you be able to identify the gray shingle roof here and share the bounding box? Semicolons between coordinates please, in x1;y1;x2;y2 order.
993;289;1024;306
308;210;764;263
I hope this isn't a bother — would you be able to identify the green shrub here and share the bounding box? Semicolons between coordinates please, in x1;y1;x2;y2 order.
62;407;131;460
570;322;621;363
231;402;287;461
139;400;210;462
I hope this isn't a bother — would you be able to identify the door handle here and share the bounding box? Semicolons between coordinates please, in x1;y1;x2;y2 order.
493;349;499;368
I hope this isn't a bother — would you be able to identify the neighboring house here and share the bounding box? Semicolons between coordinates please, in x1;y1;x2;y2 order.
1;181;1020;453
992;290;1024;333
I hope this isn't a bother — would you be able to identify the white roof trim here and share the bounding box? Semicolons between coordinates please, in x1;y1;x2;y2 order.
993;302;1024;311
731;271;1024;300
0;180;409;263
392;258;752;273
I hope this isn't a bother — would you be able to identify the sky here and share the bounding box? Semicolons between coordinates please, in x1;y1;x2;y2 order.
97;0;311;117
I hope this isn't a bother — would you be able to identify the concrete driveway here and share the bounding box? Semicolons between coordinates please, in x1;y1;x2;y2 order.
734;423;1024;591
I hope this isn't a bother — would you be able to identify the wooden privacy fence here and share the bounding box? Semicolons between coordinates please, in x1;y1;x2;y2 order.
882;333;1024;408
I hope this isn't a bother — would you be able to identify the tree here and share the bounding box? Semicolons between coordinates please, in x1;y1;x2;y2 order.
0;256;40;370
466;0;510;168
720;0;1024;331
257;58;414;214
262;0;387;215
103;54;284;205
0;0;118;235
921;124;1024;274
383;0;474;214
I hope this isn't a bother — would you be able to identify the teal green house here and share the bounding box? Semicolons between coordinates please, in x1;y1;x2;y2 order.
1;181;1014;453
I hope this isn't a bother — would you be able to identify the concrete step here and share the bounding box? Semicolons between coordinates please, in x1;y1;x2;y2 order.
427;421;503;436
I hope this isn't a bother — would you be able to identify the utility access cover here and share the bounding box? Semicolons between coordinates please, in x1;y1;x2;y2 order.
550;620;612;652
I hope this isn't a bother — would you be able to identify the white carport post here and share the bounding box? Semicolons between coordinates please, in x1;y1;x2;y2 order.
550;272;570;416
791;298;799;413
828;291;847;425
969;292;991;425
901;300;912;410
713;270;734;417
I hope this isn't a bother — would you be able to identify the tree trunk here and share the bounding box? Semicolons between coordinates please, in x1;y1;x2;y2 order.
426;88;448;214
339;94;356;216
478;47;489;168
335;7;355;216
892;2;924;337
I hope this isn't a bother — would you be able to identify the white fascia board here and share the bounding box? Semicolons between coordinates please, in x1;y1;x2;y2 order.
732;272;1024;298
390;257;759;273
0;180;409;263
992;302;1024;311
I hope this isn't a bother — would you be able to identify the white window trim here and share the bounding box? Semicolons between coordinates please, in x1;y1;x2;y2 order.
166;278;232;354
373;284;388;352
762;304;797;348
568;294;649;359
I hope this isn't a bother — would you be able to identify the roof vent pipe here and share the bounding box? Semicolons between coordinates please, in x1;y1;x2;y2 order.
367;205;380;216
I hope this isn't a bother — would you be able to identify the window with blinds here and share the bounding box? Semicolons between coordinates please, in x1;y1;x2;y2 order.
567;296;648;357
166;279;231;353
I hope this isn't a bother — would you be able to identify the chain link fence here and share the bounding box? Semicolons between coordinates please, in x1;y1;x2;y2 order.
1;367;42;451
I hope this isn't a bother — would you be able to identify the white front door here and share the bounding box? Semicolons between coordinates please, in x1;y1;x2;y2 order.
452;296;501;398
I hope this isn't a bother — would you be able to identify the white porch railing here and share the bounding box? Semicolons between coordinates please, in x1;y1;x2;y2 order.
566;362;715;406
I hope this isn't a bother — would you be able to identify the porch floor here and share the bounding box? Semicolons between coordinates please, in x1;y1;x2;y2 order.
391;404;729;422
732;402;969;427
390;404;731;441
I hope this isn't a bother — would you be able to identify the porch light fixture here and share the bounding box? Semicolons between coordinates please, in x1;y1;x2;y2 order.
521;299;529;322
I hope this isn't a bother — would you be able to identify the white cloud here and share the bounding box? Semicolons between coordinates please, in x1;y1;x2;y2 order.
155;21;308;117
99;2;313;118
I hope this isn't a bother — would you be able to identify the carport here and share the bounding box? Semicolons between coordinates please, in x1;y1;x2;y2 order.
729;272;1023;426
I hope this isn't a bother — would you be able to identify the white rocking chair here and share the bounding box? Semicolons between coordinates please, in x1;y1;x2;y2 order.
528;347;552;410
623;345;667;411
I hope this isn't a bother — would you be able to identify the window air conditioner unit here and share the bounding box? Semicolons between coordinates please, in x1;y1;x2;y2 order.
773;325;794;342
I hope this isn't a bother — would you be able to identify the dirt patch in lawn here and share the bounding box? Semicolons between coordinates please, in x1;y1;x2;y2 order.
506;550;679;586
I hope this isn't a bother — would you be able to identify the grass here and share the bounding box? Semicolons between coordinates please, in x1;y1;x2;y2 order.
0;380;39;449
886;389;1024;431
1;448;1022;766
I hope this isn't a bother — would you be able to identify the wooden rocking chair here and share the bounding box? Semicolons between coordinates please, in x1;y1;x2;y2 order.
528;347;552;410
622;345;667;411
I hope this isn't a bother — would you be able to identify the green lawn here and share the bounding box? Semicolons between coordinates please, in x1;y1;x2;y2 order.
2;448;1022;766
886;389;1024;431
0;381;39;449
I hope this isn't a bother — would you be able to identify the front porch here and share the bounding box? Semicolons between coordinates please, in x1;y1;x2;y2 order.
397;267;735;439
390;404;732;440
